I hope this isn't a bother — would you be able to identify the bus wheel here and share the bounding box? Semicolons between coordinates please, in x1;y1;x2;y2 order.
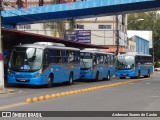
47;75;53;88
145;70;150;78
106;72;110;81
95;72;99;82
147;70;150;78
68;73;73;85
137;71;141;79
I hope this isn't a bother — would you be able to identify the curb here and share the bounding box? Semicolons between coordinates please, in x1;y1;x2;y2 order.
25;78;150;104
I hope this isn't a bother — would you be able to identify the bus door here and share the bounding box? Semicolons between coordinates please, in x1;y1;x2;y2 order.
48;49;63;83
42;49;49;84
62;50;71;81
93;54;98;75
99;54;105;78
96;54;103;78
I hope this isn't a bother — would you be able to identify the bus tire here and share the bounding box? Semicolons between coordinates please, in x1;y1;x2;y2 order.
95;72;99;82
47;75;53;88
137;71;141;79
68;72;73;85
147;70;150;78
145;70;150;78
106;72;110;81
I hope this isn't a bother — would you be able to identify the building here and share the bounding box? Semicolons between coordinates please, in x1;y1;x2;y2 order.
128;36;136;52
66;15;128;53
127;30;153;48
3;0;128;54
128;35;149;54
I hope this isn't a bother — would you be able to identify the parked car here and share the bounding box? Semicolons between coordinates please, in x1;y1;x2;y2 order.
154;67;160;71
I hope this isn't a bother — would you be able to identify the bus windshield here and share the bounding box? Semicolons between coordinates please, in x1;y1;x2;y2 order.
116;55;135;70
9;47;43;72
80;52;93;69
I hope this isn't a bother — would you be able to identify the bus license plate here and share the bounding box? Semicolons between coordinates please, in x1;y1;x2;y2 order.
20;79;26;82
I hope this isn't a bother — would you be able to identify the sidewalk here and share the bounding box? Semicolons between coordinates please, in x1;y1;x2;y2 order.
0;89;9;94
0;88;19;94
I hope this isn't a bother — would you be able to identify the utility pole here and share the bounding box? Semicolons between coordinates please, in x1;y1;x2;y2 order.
116;15;119;56
0;0;4;89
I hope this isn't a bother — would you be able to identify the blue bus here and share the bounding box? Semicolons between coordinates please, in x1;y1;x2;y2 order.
80;49;115;81
7;43;80;87
115;52;153;79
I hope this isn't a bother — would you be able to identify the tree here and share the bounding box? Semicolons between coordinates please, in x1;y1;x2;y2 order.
43;19;75;39
43;1;76;39
128;12;160;63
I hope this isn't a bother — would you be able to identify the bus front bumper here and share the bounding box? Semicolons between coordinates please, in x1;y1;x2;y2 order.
115;70;137;78
80;71;95;80
7;76;43;85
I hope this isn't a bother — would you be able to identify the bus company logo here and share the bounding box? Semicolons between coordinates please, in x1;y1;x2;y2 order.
2;112;11;117
1;112;42;118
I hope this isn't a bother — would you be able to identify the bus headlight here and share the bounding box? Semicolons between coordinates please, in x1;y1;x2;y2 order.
34;70;42;78
8;70;13;77
34;72;41;78
131;68;135;72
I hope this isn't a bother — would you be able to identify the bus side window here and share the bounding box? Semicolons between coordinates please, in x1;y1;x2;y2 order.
93;55;97;66
67;51;74;63
111;55;114;64
135;56;139;65
74;51;80;62
57;50;62;63
104;55;108;64
43;49;48;70
100;55;104;64
96;54;100;65
62;50;66;63
49;49;55;63
107;55;111;65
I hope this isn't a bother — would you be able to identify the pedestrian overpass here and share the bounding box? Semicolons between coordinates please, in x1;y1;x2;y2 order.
1;0;160;25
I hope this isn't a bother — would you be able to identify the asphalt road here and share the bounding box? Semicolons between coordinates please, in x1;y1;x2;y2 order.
0;72;160;120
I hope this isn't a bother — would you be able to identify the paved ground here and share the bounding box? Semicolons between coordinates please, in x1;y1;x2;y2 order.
0;72;160;120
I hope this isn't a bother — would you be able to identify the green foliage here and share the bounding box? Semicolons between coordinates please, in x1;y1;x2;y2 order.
154;61;159;67
128;12;160;61
68;19;75;32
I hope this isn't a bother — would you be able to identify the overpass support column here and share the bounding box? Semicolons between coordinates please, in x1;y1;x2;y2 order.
0;1;4;89
116;15;119;56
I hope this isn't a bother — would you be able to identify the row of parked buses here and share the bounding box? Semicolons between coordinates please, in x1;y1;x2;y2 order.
7;43;154;87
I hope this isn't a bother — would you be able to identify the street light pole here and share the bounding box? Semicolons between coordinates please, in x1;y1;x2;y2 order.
128;19;144;26
0;1;4;89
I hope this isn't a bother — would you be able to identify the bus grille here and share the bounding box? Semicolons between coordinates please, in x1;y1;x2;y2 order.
15;75;32;78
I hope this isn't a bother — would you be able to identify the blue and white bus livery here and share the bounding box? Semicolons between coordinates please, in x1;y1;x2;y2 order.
7;43;80;87
115;52;153;79
80;48;115;81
